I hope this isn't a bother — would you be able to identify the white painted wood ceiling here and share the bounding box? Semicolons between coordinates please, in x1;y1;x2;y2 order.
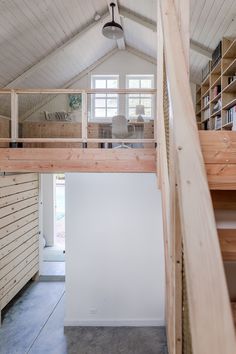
0;0;235;90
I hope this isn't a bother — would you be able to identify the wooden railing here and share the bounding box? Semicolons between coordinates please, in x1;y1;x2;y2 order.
157;1;236;354
0;88;156;147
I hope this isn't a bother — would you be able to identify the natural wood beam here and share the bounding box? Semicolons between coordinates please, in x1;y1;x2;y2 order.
4;10;110;88
160;0;236;353
121;5;211;59
106;0;125;50
0;148;156;173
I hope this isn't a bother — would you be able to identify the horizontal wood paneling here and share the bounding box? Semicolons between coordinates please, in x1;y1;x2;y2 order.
0;251;38;289
0;227;38;259
0;173;39;310
0;173;38;188
0;181;39;198
0;211;38;239
0;263;39;310
0;148;156;173
0;243;38;280
0;233;38;269
0;188;39;208
0;196;38;218
0;257;38;298
0;204;38;229
0;219;38;249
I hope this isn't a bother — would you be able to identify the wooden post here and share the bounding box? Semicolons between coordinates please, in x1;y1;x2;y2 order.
82;91;88;147
160;0;236;353
11;90;19;143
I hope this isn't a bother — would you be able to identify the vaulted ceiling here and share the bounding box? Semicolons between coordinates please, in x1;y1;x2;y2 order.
0;0;235;89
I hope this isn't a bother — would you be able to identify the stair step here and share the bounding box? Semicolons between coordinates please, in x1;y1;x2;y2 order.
231;303;236;329
218;229;236;261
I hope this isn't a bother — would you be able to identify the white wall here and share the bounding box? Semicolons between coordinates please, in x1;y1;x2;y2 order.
41;174;55;247
65;173;165;327
70;50;156;89
25;50;156;122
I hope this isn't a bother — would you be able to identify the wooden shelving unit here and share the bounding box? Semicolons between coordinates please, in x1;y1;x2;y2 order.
196;37;236;130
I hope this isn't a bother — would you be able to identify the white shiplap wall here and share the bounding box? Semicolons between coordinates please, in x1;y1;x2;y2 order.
190;0;236;83
0;0;107;87
0;0;235;88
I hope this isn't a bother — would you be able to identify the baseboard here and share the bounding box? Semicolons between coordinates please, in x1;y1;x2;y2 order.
64;318;165;327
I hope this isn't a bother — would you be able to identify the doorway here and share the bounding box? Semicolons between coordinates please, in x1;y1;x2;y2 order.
41;174;65;277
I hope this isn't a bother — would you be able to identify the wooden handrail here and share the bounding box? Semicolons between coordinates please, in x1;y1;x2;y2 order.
158;0;236;353
0;88;156;94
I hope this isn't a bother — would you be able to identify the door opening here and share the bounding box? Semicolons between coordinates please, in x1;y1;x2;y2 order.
41;173;65;277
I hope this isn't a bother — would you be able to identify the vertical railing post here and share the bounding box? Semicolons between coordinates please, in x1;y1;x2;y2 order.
82;91;88;148
10;90;19;147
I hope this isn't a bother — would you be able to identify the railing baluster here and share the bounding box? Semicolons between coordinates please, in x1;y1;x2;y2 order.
10;90;19;146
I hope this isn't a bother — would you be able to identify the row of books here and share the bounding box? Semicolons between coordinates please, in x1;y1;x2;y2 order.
212;98;222;113
202;107;211;121
203;95;210;107
226;105;236;124
214;116;221;130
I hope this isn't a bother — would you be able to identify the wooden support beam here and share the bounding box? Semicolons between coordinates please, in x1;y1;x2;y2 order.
119;5;156;32
0;148;156;173
160;0;236;353
190;40;213;59
121;5;211;60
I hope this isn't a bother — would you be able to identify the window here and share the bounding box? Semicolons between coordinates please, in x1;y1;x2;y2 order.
91;75;119;120
126;75;154;119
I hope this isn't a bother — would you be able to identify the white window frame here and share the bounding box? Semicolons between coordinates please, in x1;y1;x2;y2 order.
91;75;119;122
126;75;154;120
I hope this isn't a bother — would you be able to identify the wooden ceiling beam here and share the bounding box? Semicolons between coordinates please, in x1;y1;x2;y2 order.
120;5;212;59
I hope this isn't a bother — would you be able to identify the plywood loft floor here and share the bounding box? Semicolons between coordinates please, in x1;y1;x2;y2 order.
0;281;167;354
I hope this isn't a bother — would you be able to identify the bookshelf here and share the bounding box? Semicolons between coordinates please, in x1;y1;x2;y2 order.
196;37;236;130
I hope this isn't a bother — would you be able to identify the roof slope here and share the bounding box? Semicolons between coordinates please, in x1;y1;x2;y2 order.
0;0;235;88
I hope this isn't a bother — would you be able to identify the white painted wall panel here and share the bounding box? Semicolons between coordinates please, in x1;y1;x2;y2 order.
65;173;165;326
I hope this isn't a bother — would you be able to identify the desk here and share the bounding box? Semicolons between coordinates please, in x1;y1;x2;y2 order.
88;121;154;139
87;121;154;148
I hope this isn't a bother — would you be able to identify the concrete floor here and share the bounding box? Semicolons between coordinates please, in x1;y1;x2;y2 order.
41;261;65;276
0;281;167;354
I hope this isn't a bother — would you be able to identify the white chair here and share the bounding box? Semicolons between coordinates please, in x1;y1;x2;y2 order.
112;115;135;148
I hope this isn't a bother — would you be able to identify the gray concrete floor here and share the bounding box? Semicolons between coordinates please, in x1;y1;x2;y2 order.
41;261;65;276
0;281;167;354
